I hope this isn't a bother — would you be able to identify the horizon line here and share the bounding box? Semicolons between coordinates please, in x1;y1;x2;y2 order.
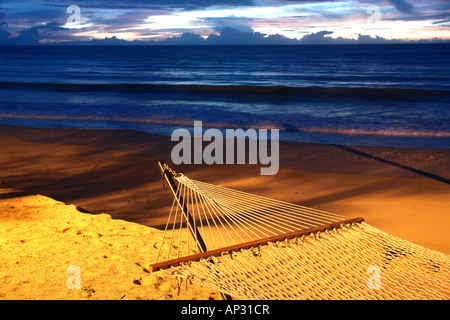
2;42;450;46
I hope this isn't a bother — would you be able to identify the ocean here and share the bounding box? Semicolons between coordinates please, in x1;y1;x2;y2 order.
0;44;449;148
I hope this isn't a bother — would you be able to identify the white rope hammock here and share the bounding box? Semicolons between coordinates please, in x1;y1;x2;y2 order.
151;163;450;300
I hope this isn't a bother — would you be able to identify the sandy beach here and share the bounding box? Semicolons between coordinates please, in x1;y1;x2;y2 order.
0;124;449;300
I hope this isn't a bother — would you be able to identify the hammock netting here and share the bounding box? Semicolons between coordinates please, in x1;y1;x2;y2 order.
153;170;450;300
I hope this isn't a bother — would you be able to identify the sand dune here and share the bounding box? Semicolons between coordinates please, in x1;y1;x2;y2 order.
0;184;218;300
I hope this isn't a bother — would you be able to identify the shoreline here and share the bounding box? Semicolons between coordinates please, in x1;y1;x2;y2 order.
1;123;449;177
0;123;449;255
0;119;449;150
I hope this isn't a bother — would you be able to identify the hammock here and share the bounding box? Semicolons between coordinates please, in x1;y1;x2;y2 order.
151;161;450;300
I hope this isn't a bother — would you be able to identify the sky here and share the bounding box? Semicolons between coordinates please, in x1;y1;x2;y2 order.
0;0;449;44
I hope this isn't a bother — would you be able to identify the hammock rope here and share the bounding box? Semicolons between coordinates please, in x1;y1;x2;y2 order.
152;163;450;300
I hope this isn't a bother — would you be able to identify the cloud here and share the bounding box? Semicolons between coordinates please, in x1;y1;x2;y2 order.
0;12;8;29
45;25;297;45
0;13;12;44
8;7;66;22
298;30;334;44
297;30;408;44
3;23;446;45
10;26;40;44
164;32;206;44
207;26;264;43
208;17;255;33
42;0;255;10
1;0;448;44
202;25;298;44
433;19;450;25
61;27;449;45
92;11;152;27
0;20;76;44
388;0;415;14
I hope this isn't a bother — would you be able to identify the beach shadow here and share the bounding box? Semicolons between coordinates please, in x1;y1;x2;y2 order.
332;144;450;185
0;144;173;225
299;179;390;209
0;190;33;200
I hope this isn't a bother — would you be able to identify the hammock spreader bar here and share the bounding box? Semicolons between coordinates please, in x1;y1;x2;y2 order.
150;216;364;272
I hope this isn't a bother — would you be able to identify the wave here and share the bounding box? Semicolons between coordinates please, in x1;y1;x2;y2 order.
1;113;448;138
0;113;281;130
296;127;450;138
0;82;449;100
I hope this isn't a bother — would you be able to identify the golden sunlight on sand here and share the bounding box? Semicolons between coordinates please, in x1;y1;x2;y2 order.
0;184;218;300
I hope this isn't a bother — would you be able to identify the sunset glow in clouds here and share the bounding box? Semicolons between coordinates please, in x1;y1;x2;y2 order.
0;0;449;44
